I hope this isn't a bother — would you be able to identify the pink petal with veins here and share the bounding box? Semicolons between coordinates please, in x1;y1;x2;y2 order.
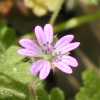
19;39;42;51
39;60;51;80
35;25;46;47
44;24;53;44
55;42;80;54
61;55;78;67
31;60;43;76
53;61;72;74
54;35;74;49
17;48;42;57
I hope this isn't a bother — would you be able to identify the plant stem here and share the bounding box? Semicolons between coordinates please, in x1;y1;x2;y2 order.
67;75;80;91
54;11;100;32
49;0;64;25
28;82;36;100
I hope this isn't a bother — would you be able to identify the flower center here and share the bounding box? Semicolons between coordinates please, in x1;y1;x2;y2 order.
42;54;53;61
41;42;55;61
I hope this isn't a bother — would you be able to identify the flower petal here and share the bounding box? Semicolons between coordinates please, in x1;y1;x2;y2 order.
53;61;72;74
31;60;43;76
19;39;34;49
17;48;42;57
39;60;51;80
55;42;80;54
35;25;46;46
19;39;41;50
61;55;78;67
54;35;74;49
44;24;53;44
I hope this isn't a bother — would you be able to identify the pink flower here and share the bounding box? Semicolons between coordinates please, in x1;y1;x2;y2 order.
18;24;80;80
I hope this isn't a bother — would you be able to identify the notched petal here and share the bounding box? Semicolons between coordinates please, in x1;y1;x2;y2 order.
17;49;34;57
31;60;43;76
53;61;72;74
39;60;51;80
44;24;53;44
54;35;74;49
35;25;45;46
61;55;78;67
55;42;80;54
19;39;35;49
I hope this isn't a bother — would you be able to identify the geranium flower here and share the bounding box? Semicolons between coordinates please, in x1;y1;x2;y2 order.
18;24;80;80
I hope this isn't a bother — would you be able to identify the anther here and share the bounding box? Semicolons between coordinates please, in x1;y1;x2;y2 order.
43;43;46;46
46;41;49;44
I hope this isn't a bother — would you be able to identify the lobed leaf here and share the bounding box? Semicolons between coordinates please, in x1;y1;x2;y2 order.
76;69;100;100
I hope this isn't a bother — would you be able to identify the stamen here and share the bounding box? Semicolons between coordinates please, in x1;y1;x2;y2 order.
43;43;46;46
43;41;49;47
46;41;49;44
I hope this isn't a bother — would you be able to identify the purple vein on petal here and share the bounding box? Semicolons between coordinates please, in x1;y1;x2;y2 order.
55;42;80;54
44;24;53;44
35;25;46;47
19;39;42;51
54;35;74;49
39;60;51;80
53;61;72;74
31;60;43;76
19;39;35;49
17;48;42;57
61;55;78;67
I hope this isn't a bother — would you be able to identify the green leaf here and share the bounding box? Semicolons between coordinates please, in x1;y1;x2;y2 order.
0;21;7;39
0;46;33;84
36;87;65;100
0;22;16;49
36;88;50;100
0;72;29;100
76;69;100;100
0;86;26;100
50;88;64;100
1;27;16;49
